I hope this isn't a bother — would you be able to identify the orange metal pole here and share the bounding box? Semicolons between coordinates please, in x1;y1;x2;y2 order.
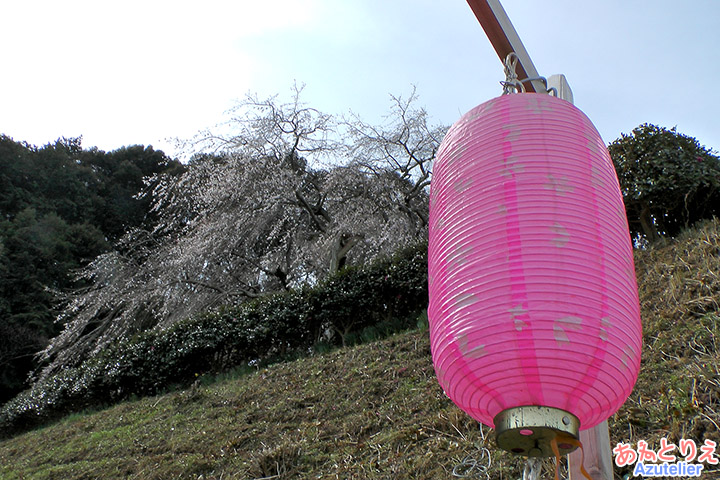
465;0;542;92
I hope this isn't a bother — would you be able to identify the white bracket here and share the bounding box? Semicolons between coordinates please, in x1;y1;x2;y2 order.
548;74;574;103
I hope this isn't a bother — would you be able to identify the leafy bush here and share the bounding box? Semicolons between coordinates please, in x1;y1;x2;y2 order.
0;241;428;438
608;124;720;243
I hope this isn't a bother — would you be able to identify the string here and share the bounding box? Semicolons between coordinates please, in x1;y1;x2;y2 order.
550;433;593;480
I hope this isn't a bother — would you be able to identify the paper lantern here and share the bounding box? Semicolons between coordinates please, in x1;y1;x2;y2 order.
428;93;642;456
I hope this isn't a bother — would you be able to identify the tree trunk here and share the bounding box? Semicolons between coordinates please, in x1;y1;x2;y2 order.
329;233;361;274
639;203;661;242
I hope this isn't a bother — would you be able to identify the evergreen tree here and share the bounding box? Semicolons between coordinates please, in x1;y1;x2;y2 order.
608;124;720;242
0;135;182;402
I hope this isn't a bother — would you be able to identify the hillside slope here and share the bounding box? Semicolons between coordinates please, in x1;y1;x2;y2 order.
0;219;718;479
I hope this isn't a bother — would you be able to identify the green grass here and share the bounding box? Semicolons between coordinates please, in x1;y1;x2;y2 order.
1;219;719;479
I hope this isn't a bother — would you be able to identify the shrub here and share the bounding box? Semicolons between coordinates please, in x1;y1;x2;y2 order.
0;241;429;438
608;124;720;243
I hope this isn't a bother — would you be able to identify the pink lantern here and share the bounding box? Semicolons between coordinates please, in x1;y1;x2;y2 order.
428;93;642;456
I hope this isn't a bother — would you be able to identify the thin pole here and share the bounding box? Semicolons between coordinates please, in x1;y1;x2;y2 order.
569;422;614;479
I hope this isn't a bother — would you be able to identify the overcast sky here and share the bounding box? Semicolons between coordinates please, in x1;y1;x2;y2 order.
2;0;718;159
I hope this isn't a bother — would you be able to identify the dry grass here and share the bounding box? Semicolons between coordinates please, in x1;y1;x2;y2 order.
0;332;519;479
610;218;720;478
1;219;718;479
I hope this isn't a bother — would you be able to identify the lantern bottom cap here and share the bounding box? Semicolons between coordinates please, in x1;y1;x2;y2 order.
494;406;580;457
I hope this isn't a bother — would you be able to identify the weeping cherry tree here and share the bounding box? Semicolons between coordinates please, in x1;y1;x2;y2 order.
38;85;447;377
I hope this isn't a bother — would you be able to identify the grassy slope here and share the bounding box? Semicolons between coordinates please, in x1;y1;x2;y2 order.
1;219;718;479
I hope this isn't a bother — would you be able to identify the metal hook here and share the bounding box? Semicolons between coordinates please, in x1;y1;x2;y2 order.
502;52;556;96
502;53;523;94
519;76;549;91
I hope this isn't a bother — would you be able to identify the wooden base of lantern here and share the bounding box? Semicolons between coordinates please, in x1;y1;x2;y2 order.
494;406;580;457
